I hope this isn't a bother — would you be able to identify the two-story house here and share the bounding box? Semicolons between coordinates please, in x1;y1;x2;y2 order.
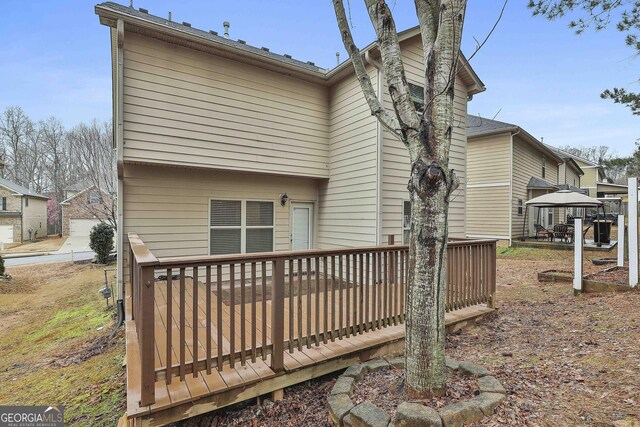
0;177;48;244
96;2;485;288
466;116;564;243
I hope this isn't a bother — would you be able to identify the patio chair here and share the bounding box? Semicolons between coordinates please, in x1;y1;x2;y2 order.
553;224;571;243
534;224;554;241
582;225;592;240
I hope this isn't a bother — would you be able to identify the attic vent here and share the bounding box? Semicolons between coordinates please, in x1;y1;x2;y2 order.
261;47;270;52
182;21;191;27
307;61;315;66
237;39;246;44
209;30;218;35
283;54;292;59
139;7;148;13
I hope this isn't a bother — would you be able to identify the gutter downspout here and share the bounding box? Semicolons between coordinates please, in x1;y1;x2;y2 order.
111;19;126;337
510;128;521;244
365;51;384;246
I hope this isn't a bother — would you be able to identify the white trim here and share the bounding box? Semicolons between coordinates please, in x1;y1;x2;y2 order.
467;182;510;189
208;198;275;255
508;134;514;245
628;177;638;288
573;218;583;293
375;67;383;246
401;199;410;244
618;214;625;267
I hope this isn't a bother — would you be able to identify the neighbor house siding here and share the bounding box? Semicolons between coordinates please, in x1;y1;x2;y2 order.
0;186;22;243
465;133;511;239
317;66;378;248
122;164;319;276
380;37;468;242
511;136;559;239
22;197;48;240
579;165;599;197
122;33;330;178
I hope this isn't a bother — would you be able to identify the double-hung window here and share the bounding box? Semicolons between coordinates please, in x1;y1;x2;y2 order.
403;200;411;244
408;83;425;112
209;199;274;255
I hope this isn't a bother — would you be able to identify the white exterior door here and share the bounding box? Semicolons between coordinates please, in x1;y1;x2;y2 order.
291;203;313;250
70;219;100;237
0;225;13;244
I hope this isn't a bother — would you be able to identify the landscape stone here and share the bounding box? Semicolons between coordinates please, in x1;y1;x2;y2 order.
332;376;356;396
478;376;506;394
445;357;460;370
395;402;442;427
471;392;506;416
349;402;391;427
439;401;484;427
386;356;405;369
343;364;369;381
328;394;355;426
458;361;491;377
364;359;390;373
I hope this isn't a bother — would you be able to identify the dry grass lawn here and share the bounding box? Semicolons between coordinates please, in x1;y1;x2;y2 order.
0;261;125;426
1;236;67;254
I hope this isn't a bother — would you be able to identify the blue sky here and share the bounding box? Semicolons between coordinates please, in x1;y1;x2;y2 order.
1;0;639;155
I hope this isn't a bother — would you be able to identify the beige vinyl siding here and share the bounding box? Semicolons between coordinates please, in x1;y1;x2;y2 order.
22;197;48;240
317;66;378;248
122;33;330;178
380;36;468;241
123;164;319;274
465;133;511;238
511;136;559;239
580;166;599;197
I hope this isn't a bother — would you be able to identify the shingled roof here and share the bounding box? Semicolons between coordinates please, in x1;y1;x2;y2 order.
467;115;518;138
0;177;48;200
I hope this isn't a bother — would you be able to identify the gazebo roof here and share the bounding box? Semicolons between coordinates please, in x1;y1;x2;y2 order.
525;190;603;208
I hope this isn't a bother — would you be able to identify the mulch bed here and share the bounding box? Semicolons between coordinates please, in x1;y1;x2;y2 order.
351;367;477;419
585;267;628;285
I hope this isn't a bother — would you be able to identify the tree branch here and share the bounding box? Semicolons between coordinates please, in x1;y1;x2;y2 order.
332;0;402;138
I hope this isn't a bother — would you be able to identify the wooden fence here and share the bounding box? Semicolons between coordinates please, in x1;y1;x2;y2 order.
128;233;496;405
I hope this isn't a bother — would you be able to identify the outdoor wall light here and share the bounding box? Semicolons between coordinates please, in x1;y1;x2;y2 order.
280;193;289;206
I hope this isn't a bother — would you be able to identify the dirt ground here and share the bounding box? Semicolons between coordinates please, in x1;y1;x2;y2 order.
1;235;66;254
178;247;640;427
0;261;125;426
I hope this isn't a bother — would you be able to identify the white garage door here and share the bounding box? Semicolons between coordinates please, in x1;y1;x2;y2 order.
0;225;13;244
69;219;100;237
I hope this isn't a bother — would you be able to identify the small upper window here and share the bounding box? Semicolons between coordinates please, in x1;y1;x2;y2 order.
408;83;425;112
518;199;523;215
542;157;546;179
24;197;29;207
88;191;100;205
1;197;6;211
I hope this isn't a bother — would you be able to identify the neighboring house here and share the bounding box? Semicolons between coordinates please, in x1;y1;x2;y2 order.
96;2;485;287
0;177;48;244
60;182;115;236
466;116;564;243
546;145;628;200
555;154;585;222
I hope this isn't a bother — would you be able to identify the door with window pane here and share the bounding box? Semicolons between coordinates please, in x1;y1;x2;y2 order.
291;203;313;250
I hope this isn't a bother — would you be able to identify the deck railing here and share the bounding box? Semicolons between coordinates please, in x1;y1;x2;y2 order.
128;233;496;406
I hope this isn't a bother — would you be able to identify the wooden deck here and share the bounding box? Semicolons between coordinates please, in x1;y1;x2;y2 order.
125;235;497;426
124;279;494;425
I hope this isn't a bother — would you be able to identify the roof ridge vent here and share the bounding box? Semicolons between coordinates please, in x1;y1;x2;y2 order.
209;30;218;35
139;7;148;13
182;21;191;27
307;61;315;66
283;54;292;59
237;39;246;44
261;47;270;52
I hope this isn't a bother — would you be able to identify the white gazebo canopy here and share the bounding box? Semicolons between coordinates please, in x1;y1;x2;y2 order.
525;190;603;208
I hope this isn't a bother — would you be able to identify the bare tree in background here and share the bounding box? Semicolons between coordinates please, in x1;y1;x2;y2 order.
558;144;613;165
333;0;467;397
0;106;45;188
67;120;116;230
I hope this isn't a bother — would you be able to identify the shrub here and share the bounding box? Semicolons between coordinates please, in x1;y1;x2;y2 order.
89;222;115;264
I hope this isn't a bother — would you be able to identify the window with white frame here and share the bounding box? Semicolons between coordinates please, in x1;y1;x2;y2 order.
403;200;411;244
87;191;100;205
209;200;274;255
517;199;523;215
541;157;546;179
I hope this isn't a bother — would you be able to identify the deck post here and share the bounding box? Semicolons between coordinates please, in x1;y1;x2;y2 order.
139;264;156;406
489;240;497;308
271;258;285;373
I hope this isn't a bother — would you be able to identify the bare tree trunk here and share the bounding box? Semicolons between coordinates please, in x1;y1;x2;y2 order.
334;0;465;398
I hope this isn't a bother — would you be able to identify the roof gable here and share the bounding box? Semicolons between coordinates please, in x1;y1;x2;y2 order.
0;177;48;200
